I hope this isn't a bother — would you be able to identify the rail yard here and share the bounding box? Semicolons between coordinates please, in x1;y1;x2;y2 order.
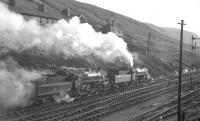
0;0;200;121
0;71;200;121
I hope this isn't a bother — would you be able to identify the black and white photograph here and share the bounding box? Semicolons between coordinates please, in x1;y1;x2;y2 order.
0;0;200;121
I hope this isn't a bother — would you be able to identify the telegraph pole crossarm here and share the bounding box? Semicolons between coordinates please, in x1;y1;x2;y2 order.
177;20;186;121
192;35;200;40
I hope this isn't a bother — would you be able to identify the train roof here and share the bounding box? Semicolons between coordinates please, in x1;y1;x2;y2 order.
37;82;72;96
115;74;130;77
1;0;64;19
38;81;71;87
35;74;69;86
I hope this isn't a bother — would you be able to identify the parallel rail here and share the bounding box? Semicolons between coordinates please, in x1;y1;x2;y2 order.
1;72;200;121
128;79;200;121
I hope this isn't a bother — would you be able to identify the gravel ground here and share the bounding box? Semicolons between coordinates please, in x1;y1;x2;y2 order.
102;90;190;121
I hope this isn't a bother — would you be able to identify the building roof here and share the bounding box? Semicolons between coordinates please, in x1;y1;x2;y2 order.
10;5;64;19
0;0;64;19
0;0;90;24
78;14;87;23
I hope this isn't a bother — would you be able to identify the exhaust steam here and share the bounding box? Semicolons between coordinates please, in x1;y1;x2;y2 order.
0;1;133;109
0;58;42;109
0;2;133;66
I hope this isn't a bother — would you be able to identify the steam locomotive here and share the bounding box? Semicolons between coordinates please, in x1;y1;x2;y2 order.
31;68;148;104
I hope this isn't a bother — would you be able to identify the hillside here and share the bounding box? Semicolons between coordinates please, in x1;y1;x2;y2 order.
163;28;200;46
1;0;200;76
145;23;200;46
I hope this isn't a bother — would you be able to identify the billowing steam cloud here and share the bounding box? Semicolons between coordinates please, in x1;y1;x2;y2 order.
0;2;133;66
0;1;133;109
0;58;42;109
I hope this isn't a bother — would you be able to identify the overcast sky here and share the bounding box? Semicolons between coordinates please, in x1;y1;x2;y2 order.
76;0;200;36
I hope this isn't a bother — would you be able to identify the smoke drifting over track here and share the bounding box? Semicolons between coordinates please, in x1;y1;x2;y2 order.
0;2;133;108
0;58;42;109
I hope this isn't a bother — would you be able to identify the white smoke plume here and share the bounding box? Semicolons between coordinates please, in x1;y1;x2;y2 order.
53;93;75;103
0;2;133;66
0;58;42;109
136;67;148;73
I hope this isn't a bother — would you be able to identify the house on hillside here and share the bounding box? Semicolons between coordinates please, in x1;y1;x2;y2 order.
62;8;87;23
1;0;63;24
1;0;88;25
101;20;123;37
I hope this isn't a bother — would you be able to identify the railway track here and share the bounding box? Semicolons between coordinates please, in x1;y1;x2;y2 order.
187;113;200;121
1;72;200;121
186;104;200;121
1;79;170;121
13;75;200;121
128;79;200;121
154;99;200;121
67;78;200;121
156;93;200;121
163;101;200;121
129;87;200;121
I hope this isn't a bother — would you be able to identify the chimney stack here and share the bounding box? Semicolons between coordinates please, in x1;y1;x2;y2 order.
62;8;70;18
39;0;47;12
111;20;115;27
67;8;70;17
8;0;15;6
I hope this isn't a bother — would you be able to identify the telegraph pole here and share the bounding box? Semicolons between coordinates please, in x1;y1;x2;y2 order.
177;20;186;121
147;32;151;55
190;36;200;92
192;35;200;53
192;36;194;53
